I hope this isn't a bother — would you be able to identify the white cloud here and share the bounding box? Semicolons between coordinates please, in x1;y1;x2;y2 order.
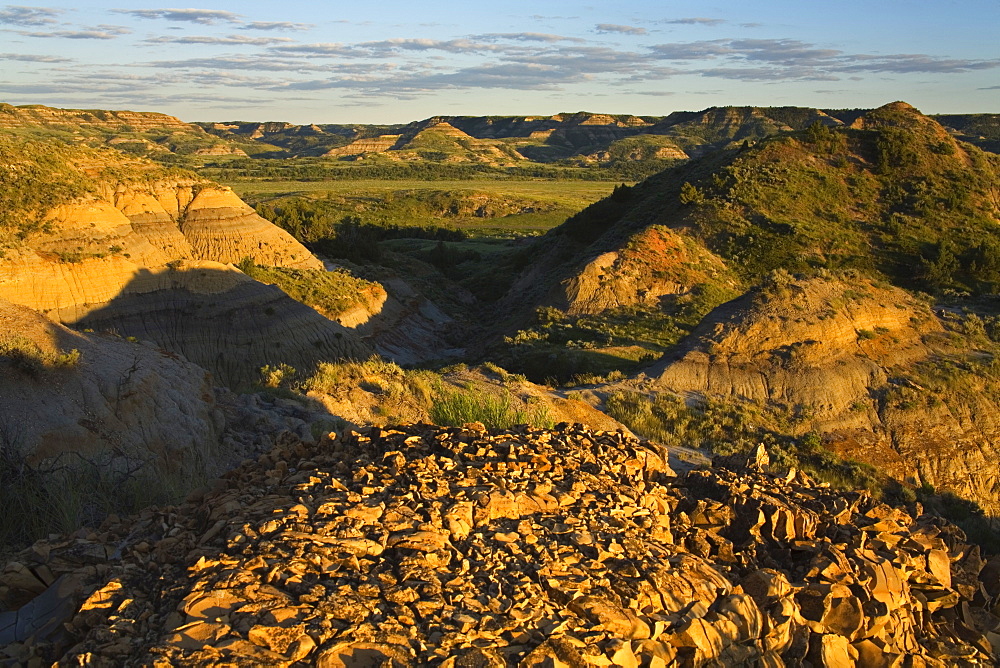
241;21;313;32
0;5;62;26
595;24;647;35
663;18;726;26
0;51;70;61
144;34;294;46
111;8;242;25
17;26;131;40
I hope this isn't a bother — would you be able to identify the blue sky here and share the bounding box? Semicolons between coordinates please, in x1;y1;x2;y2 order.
0;1;997;123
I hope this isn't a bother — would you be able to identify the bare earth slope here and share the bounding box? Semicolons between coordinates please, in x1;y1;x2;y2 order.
2;424;997;665
0;298;219;473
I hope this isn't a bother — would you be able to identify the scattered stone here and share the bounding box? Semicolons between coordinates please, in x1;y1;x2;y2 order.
1;423;997;665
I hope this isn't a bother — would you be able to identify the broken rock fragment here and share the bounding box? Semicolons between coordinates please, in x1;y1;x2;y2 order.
1;423;996;666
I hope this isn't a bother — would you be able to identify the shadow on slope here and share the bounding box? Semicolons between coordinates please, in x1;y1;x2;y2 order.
74;263;371;390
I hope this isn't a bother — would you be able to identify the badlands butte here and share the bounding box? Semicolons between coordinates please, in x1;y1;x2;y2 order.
2;100;1000;665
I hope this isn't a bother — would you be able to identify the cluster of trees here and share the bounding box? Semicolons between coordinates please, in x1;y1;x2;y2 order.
256;198;468;264
201;157;669;183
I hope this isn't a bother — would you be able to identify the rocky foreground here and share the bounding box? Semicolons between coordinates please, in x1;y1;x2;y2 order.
2;424;999;666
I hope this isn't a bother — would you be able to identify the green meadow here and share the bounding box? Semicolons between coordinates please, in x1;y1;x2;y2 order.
232;179;623;236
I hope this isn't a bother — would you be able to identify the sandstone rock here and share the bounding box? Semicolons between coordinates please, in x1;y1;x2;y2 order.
317;641;413;668
568;596;650;639
2;423;995;666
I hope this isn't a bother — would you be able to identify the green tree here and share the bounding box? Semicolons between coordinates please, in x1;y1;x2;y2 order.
805;121;833;144
922;239;960;289
679;181;705;205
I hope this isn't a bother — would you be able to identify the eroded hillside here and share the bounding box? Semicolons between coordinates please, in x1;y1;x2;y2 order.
490;102;1000;517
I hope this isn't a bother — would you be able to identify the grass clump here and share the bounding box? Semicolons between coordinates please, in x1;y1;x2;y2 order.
237;259;383;319
430;388;553;430
0;336;81;377
0;443;209;553
303;357;432;401
301;357;437;425
296;357;552;430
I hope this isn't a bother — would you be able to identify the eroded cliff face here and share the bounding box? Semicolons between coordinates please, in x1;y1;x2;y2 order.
178;187;321;269
631;273;1000;515
0;180;321;314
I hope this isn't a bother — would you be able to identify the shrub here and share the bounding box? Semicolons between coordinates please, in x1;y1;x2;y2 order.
260;363;297;389
679;181;706;205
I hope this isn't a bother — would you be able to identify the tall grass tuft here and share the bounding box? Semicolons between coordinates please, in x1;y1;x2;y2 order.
430;389;553;430
0;446;209;553
0;336;80;377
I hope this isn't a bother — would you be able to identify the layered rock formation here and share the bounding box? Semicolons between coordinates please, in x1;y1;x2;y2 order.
177;187;321;269
323;135;402;158
0;104;254;158
496;102;1000;515
324;122;525;165
0;142;372;386
0;180;322;319
0;104;196;133
192;145;248;156
1;423;996;665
